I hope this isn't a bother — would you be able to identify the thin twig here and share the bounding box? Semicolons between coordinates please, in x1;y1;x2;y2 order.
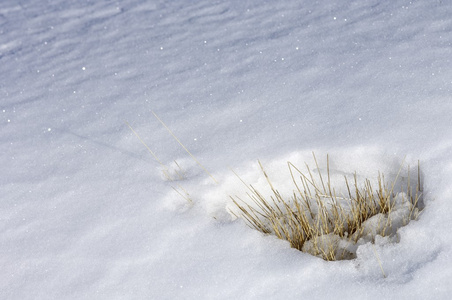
152;111;218;184
125;121;171;180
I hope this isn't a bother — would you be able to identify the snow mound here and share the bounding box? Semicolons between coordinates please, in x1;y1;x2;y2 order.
203;148;423;261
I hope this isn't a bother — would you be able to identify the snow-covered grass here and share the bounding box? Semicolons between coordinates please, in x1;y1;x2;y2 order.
1;0;452;299
230;155;422;261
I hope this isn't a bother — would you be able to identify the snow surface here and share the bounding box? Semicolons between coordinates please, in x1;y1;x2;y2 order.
1;0;452;299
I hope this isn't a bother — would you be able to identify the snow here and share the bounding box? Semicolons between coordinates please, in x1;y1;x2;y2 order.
1;0;452;299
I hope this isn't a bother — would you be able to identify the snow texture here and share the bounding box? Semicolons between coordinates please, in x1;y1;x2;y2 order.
1;0;452;299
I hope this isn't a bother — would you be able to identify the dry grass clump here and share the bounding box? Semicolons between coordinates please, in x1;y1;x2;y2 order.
231;154;422;261
126;114;422;263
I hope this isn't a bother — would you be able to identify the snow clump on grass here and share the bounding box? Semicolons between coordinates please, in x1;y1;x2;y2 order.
230;154;422;261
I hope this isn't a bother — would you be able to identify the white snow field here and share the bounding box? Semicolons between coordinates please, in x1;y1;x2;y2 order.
1;0;452;299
